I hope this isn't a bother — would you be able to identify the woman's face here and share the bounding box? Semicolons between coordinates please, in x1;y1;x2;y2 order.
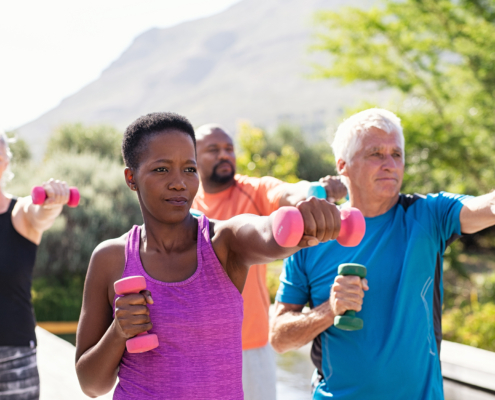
128;130;199;224
0;142;10;184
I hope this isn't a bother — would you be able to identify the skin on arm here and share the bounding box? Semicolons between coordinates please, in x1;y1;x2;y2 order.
211;197;342;293
11;179;69;245
279;176;348;207
270;275;368;353
459;191;495;234
75;237;153;398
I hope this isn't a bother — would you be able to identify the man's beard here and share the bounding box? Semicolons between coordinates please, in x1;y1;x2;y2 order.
210;161;235;184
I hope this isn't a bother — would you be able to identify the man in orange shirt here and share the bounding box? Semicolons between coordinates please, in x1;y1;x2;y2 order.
192;124;346;400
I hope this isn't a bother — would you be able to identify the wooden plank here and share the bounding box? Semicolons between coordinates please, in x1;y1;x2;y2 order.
441;340;495;392
37;321;78;335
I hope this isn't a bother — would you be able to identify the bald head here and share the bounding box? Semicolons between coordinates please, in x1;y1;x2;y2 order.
195;124;236;191
195;124;232;142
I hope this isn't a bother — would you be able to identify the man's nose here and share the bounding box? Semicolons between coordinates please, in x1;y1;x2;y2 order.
382;154;398;170
218;148;231;160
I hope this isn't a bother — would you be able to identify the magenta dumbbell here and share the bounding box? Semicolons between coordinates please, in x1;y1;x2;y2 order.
31;186;80;208
114;276;159;353
273;206;366;247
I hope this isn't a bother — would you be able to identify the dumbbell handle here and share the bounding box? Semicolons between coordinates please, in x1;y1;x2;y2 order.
114;276;159;353
31;186;80;208
272;206;365;247
114;276;148;337
334;263;367;331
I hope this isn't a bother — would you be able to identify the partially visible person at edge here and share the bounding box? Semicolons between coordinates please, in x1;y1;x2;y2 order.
192;123;347;400
0;131;71;400
269;108;495;400
75;112;342;400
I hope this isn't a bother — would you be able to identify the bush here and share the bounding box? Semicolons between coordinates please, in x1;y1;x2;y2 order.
443;302;495;352
7;152;142;279
266;268;281;304
32;277;84;321
45;123;123;163
6;131;31;163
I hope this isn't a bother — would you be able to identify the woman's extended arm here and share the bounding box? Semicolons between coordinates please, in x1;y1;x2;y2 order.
212;197;341;292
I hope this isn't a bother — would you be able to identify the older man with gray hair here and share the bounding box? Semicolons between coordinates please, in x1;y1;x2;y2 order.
270;108;495;399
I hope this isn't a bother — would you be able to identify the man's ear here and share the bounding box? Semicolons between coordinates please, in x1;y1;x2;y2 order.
336;159;348;177
124;168;137;191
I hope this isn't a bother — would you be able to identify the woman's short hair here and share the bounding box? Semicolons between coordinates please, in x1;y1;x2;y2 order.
0;131;14;188
122;112;196;170
331;108;404;165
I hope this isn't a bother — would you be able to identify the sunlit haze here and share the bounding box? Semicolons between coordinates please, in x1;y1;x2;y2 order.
0;0;240;132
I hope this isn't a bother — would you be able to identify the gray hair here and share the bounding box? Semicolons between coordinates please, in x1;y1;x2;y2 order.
0;131;14;188
331;108;405;165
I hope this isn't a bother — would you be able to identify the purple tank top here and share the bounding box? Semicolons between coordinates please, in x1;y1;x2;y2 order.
113;216;244;399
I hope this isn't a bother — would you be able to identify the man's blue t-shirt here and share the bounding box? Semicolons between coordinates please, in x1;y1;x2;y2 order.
276;193;471;400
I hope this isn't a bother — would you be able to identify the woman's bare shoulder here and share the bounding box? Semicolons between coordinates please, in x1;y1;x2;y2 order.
88;232;129;282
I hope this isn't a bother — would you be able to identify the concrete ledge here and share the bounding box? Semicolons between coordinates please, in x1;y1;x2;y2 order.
36;327;114;399
441;340;495;392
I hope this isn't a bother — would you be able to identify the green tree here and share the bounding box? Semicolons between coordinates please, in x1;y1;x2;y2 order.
236;121;300;182
46;123;123;162
236;121;337;183
311;0;495;197
6;131;31;163
268;124;337;181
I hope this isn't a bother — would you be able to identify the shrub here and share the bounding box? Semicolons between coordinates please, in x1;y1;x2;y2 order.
266;269;281;304
32;277;84;321
443;302;495;352
45;123;123;163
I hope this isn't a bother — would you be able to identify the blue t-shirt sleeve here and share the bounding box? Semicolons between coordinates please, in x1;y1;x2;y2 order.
275;250;310;305
426;192;472;243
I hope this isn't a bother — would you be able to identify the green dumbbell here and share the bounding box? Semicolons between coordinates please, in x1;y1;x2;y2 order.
334;263;367;331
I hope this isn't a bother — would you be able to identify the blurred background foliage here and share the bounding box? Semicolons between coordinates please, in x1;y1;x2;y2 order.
45;123;123;162
236;121;336;182
310;0;495;350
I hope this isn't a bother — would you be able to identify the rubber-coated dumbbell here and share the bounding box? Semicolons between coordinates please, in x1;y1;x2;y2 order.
114;276;159;353
272;206;366;247
31;186;80;208
333;263;367;331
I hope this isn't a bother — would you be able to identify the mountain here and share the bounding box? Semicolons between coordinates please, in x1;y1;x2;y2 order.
18;0;383;159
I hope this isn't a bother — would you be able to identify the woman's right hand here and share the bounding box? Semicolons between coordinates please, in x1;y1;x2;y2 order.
114;290;154;339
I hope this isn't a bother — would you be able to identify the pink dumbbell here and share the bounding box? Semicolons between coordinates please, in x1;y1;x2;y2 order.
114;276;159;354
31;186;80;208
273;206;366;247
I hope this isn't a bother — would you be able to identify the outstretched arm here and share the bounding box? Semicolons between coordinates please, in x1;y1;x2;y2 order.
12;179;69;244
279;176;347;206
212;198;341;292
460;191;495;234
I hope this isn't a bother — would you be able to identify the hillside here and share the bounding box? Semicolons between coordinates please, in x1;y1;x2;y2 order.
17;0;383;159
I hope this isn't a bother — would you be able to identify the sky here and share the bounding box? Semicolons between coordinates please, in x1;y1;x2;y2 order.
0;0;240;132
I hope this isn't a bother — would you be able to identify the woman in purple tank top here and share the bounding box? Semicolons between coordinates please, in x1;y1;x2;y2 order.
75;112;341;400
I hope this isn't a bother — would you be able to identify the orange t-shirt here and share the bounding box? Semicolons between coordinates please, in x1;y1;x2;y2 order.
192;174;287;350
